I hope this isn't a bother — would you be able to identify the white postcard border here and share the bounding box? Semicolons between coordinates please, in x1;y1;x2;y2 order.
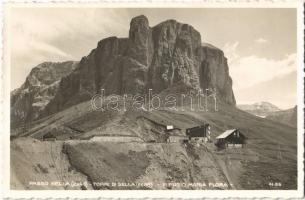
1;0;304;198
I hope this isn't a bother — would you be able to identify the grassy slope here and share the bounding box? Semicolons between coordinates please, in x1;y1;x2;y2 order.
11;99;297;189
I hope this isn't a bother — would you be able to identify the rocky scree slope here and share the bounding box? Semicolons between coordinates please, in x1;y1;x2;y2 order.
11;100;297;189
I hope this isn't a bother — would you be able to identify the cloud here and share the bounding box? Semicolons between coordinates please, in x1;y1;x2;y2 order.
255;37;268;44
30;42;72;58
235;71;297;109
9;8;130;90
223;41;240;65
223;42;297;91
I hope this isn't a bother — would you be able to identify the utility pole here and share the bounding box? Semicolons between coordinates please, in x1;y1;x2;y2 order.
214;88;218;112
205;88;209;112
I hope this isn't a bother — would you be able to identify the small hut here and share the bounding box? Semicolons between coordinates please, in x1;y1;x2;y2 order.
164;125;187;143
186;124;211;143
215;129;246;148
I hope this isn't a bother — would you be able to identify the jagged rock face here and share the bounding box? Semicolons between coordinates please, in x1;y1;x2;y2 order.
13;15;236;123
11;61;78;127
198;43;235;105
148;19;201;92
128;15;154;66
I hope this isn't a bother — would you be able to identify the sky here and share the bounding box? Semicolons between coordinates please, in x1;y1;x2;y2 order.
7;8;297;109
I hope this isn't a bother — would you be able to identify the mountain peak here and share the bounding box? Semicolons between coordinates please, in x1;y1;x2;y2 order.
253;101;281;110
201;42;221;51
238;101;281;118
129;15;150;37
11;61;78;126
11;16;236;125
130;15;149;23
